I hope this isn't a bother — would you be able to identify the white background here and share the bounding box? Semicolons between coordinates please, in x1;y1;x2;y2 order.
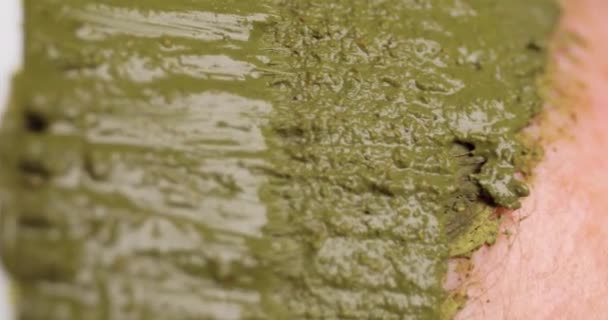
0;0;22;109
0;0;22;318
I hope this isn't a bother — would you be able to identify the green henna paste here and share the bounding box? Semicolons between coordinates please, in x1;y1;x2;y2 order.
0;1;557;319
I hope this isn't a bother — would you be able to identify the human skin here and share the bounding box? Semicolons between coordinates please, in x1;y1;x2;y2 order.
455;0;608;319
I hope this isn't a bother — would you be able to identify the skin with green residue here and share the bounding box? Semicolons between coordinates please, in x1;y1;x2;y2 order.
0;0;557;320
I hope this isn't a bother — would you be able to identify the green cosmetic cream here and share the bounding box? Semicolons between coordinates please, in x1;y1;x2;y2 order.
0;1;557;319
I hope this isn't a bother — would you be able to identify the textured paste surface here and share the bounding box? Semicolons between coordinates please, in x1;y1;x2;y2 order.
0;1;556;319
